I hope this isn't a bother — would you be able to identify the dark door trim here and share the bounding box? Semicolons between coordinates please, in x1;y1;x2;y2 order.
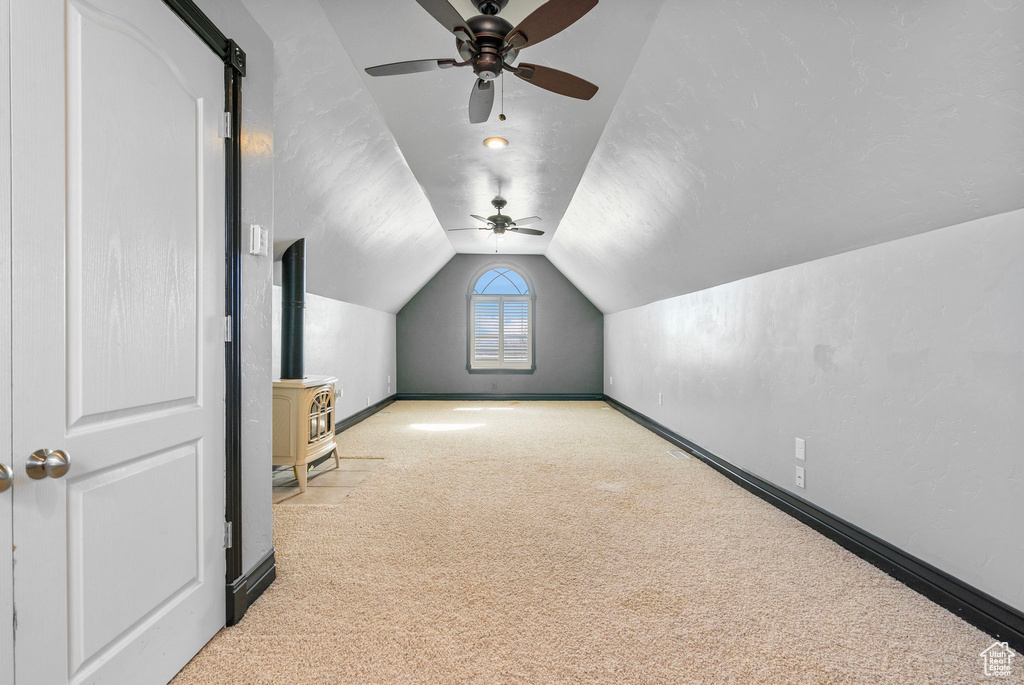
161;0;270;626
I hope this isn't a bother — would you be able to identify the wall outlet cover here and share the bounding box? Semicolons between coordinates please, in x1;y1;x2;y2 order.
795;465;805;488
658;392;663;405
795;437;806;461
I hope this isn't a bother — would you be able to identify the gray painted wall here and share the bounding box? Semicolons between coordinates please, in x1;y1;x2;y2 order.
197;0;274;577
398;255;603;395
273;288;397;420
605;209;1024;611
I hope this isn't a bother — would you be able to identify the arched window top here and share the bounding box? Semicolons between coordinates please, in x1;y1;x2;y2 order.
473;267;530;295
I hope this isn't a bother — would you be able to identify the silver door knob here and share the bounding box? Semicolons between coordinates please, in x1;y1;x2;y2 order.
0;464;12;493
26;449;71;480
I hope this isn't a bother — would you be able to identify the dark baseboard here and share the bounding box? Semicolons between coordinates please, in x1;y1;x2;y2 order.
396;393;603;401
226;547;276;626
602;394;1024;651
336;394;398;434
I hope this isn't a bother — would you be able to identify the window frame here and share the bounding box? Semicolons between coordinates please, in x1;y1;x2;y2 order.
466;264;537;374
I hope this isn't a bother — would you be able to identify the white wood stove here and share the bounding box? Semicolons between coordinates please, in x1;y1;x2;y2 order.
272;375;338;491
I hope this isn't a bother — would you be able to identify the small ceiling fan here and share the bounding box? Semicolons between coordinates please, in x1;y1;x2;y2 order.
364;0;599;123
447;198;544;236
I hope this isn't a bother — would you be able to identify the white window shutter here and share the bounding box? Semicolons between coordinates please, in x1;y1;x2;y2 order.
501;299;530;366
472;298;500;366
470;294;531;370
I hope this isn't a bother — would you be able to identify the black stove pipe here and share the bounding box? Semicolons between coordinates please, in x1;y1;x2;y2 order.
281;239;305;379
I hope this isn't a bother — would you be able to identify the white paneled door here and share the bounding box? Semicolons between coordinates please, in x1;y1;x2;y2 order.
1;0;14;680
10;0;227;683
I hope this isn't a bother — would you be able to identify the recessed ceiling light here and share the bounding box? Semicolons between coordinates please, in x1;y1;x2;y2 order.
483;137;509;149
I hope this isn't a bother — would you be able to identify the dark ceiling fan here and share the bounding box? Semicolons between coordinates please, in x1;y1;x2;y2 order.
365;0;599;123
447;198;544;236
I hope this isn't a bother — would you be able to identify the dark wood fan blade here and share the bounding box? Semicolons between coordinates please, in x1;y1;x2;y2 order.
511;227;545;236
512;216;541;225
505;0;598;50
513;63;598;100
470;214;491;223
414;0;475;40
365;59;456;77
447;227;488;231
468;79;494;124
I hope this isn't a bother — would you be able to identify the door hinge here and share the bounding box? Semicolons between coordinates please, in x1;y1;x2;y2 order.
224;521;233;548
221;112;232;138
224;315;233;343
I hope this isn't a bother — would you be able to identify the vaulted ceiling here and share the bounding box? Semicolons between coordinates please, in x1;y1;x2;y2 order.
547;0;1024;312
244;0;1024;314
319;0;664;258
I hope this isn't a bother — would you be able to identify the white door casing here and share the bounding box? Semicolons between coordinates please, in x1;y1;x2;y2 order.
11;0;226;683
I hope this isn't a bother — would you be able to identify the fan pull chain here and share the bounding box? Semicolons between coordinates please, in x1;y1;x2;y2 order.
498;71;506;121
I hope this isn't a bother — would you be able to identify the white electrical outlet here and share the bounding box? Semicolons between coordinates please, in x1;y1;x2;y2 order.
336;388;343;398
658;392;663;406
609;376;613;386
795;465;805;488
366;396;371;407
795;437;806;461
387;375;391;384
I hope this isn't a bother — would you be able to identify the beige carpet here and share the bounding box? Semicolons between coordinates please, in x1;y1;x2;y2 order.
173;401;1009;684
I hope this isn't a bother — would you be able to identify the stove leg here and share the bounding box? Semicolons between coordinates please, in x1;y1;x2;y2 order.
294;463;308;492
332;448;340;468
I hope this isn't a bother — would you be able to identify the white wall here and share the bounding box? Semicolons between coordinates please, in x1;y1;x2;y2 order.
240;0;453;313
273;288;396;421
196;0;275;576
605;210;1024;611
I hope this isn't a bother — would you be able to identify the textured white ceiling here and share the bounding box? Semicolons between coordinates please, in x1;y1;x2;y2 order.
240;0;455;313
547;0;1024;312
243;0;1024;315
318;0;665;255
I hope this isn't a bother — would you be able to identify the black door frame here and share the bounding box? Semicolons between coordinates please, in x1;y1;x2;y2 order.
161;0;270;626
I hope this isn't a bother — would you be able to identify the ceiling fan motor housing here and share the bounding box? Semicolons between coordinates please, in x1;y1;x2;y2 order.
466;15;514;80
472;0;508;15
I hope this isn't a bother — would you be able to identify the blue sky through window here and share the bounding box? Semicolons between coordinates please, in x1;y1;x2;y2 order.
474;268;529;295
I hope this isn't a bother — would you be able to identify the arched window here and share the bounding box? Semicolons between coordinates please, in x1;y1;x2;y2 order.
468;266;535;371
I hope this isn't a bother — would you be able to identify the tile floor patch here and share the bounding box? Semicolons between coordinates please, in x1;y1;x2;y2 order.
308;470;369;487
277;486;357;505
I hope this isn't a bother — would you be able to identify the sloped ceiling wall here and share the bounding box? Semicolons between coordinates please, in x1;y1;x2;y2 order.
547;0;1024;313
240;0;454;313
318;0;665;255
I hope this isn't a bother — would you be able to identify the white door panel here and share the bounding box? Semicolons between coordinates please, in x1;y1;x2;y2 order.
10;0;226;683
1;0;14;678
